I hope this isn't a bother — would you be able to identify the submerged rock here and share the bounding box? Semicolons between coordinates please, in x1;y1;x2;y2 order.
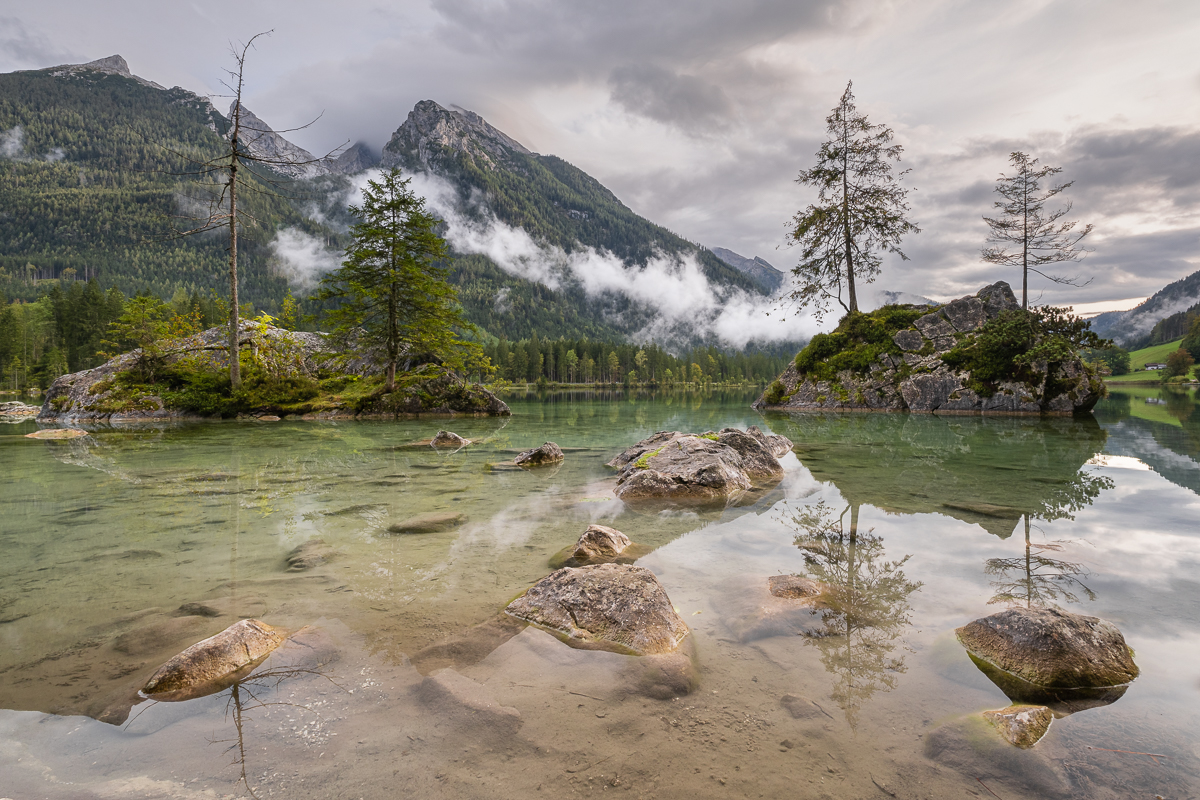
142;618;287;697
285;537;336;571
417;668;522;735
983;705;1054;748
0;401;38;418
573;524;631;561
768;575;822;599
112;615;213;657
505;563;689;655
431;430;469;448
924;713;1070;797
25;428;88;440
956;606;1139;689
514;441;565;466
386;511;467;534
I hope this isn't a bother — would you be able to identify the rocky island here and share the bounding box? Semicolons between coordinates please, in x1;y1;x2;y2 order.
755;282;1106;415
36;321;509;423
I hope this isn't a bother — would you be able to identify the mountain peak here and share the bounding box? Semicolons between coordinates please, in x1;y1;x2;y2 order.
710;247;785;293
381;100;533;173
47;54;165;90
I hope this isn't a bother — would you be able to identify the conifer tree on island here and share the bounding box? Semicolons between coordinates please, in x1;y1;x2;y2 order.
318;168;482;391
981;151;1093;309
786;81;918;320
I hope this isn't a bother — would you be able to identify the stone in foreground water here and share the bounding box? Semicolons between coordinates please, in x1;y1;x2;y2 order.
983;704;1054;748
506;563;688;655
514;441;564;466
142;618;287;695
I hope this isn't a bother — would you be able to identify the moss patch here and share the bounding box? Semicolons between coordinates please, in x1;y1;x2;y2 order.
793;306;931;382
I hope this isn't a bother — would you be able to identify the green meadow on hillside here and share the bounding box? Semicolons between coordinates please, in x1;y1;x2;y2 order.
1104;338;1186;383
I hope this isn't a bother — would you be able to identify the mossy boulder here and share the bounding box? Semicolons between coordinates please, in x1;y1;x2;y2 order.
755;282;1105;415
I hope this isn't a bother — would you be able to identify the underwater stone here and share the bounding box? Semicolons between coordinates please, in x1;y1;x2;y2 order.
514;441;565;466
768;575;822;599
506;563;689;655
142;618;287;695
417;668;522;734
386;511;467;534
956;606;1139;689
285;537;336;571
983;704;1053;748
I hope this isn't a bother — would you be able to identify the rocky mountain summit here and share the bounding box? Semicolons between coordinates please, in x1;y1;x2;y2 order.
231;102;377;178
46;54;165;89
382;99;534;173
755;281;1105;415
710;247;785;293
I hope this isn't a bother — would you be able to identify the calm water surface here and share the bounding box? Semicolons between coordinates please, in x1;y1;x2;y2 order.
1;387;1199;799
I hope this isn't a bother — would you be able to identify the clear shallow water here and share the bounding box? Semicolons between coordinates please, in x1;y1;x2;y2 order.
1;387;1199;799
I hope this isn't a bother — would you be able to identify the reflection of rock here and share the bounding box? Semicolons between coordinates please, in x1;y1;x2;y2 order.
386;511;467;534
957;607;1139;689
924;714;1070;798
417;668;522;735
966;652;1130;715
432;430;468;448
284;537;336;571
983;705;1053;748
0;401;38;418
514;441;564;466
505;564;689;655
142;618;288;696
772;413;1109;538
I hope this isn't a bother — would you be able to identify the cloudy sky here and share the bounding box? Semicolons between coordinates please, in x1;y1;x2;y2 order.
4;0;1199;311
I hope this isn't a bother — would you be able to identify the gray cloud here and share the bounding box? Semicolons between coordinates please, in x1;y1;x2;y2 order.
4;0;1200;316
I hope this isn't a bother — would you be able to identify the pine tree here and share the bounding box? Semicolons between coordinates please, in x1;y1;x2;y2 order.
982;152;1093;309
317;168;480;390
786;82;918;319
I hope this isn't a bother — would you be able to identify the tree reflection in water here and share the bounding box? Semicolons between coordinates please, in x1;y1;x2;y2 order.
785;500;922;729
985;516;1096;608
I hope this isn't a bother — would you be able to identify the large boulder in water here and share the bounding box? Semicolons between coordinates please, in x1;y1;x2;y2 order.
607;428;790;503
956;607;1139;689
431;430;469;448
505;563;689;655
572;524;631;561
142;618;287;698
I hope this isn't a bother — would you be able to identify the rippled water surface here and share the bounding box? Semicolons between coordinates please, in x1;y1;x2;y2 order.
2;387;1199;799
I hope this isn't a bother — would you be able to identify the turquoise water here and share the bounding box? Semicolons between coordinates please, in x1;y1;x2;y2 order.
1;387;1198;798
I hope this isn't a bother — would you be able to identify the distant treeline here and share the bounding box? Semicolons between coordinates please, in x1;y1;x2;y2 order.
481;333;789;385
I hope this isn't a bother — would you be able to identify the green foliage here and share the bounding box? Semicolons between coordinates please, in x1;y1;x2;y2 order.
318;169;484;387
634;446;665;469
1181;315;1200;360
940;306;1106;396
792;306;929;381
1082;345;1130;376
763;379;787;405
1164;348;1195;380
786;82;918;319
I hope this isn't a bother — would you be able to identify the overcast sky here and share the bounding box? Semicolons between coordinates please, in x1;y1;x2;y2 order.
4;0;1199;310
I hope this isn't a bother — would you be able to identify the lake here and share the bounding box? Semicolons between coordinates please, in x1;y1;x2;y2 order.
1;386;1198;798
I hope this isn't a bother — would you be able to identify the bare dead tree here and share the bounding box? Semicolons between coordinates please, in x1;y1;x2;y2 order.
982;151;1094;310
158;31;344;388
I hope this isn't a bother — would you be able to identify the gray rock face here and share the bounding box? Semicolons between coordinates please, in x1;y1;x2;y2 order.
572;525;631;561
755;281;1104;416
229;103;328;179
383;99;533;174
505;564;689;655
957;607;1139;689
514;441;564;466
142;618;287;697
608;428;790;503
